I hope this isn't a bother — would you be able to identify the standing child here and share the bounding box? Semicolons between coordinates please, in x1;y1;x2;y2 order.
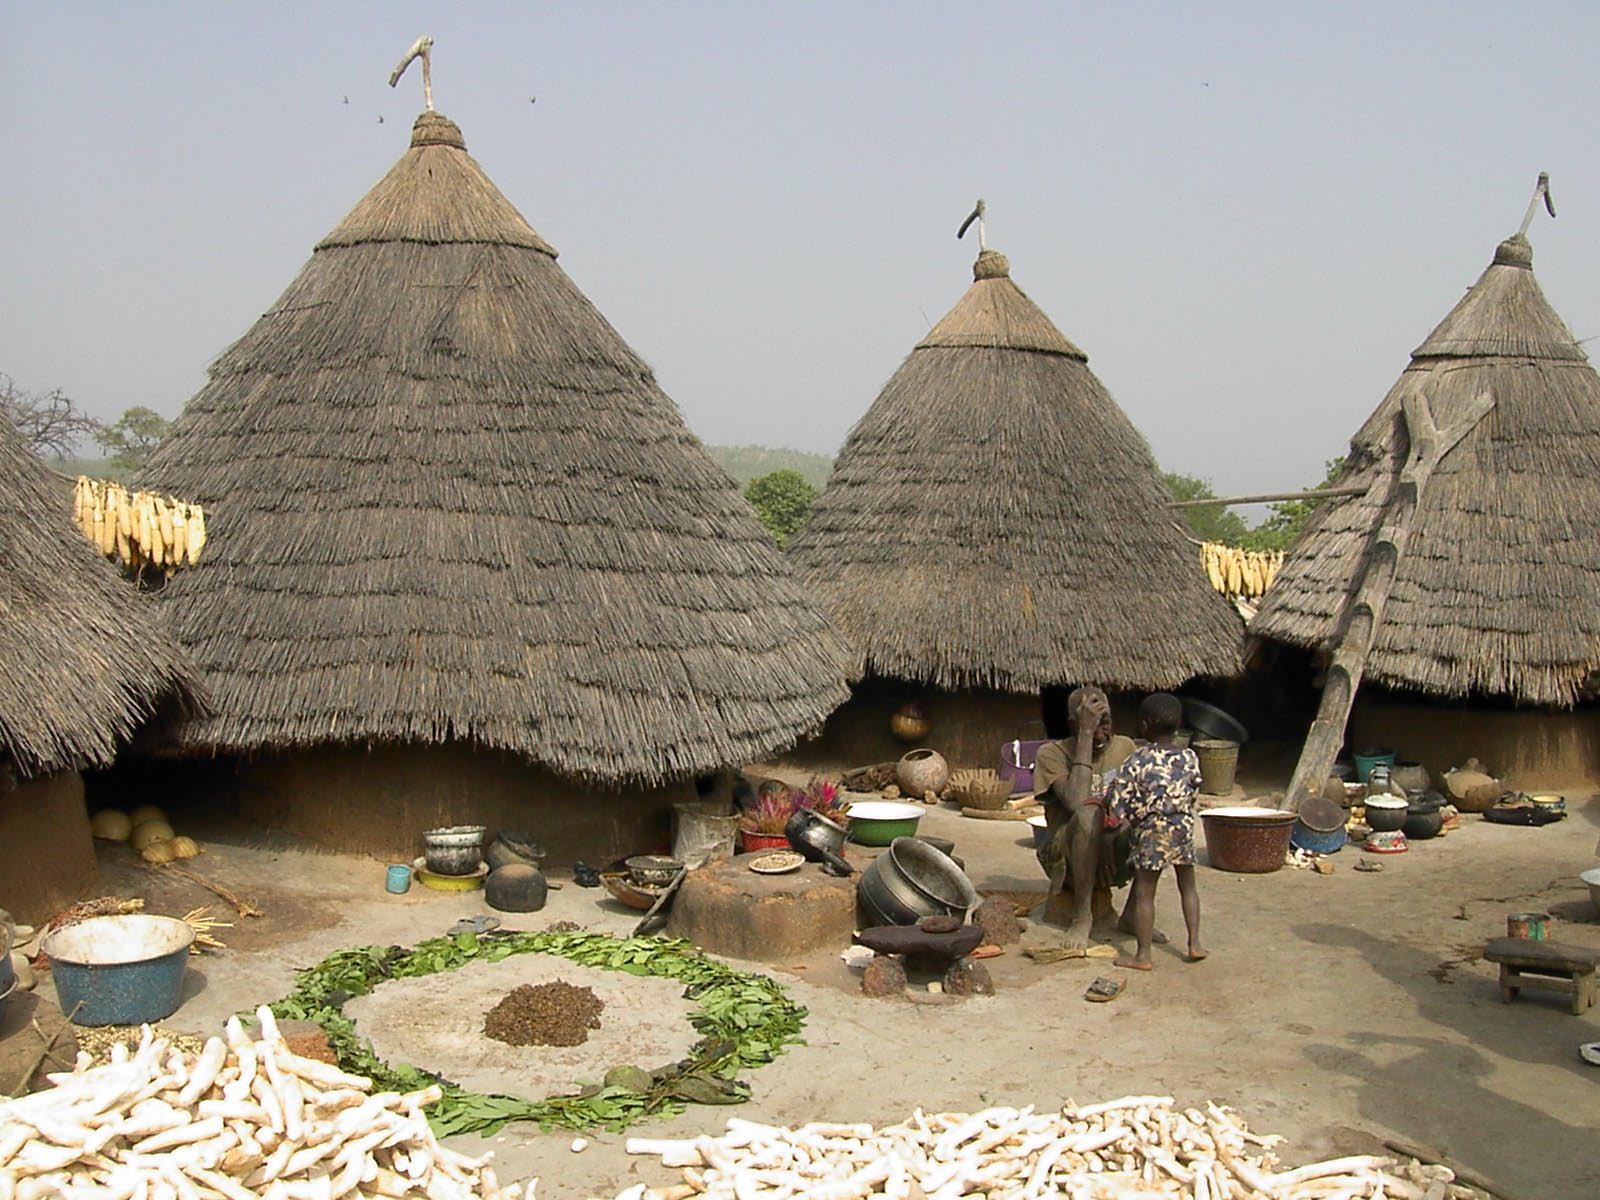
1105;692;1206;969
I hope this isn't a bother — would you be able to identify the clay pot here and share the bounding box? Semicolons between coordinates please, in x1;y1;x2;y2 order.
1390;761;1430;794
1402;797;1444;841
1444;768;1501;813
1363;796;1408;833
485;864;548;913
485;832;544;871
895;748;949;797
890;703;930;743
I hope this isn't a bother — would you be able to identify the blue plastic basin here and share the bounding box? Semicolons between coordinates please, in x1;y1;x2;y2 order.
1290;820;1347;855
42;915;193;1027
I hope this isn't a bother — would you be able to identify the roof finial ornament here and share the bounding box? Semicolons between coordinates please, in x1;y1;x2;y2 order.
957;198;987;252
388;35;435;111
1517;171;1556;238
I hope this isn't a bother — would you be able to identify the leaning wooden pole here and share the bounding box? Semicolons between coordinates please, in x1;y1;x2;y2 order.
1284;383;1495;810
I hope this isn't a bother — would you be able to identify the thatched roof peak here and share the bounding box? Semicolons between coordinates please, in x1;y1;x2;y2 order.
1252;222;1600;706
317;110;556;255
1493;233;1533;268
140;113;851;779
973;249;1011;279
789;245;1242;693
1411;231;1583;362
916;250;1086;359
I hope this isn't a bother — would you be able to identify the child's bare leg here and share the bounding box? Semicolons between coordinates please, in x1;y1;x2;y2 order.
1175;864;1205;961
1117;887;1168;943
1116;869;1159;970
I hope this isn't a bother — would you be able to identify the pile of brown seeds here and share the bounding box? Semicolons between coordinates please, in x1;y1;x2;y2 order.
483;981;605;1047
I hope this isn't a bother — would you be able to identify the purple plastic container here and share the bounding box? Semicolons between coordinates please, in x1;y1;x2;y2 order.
998;739;1048;794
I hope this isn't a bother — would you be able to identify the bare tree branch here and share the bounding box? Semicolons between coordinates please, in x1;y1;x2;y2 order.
0;374;103;461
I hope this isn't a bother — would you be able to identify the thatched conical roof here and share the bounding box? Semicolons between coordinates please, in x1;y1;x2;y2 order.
1250;231;1600;706
787;248;1242;692
139;110;851;781
0;422;196;778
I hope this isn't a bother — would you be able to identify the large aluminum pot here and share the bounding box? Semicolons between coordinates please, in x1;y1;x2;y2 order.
857;837;976;927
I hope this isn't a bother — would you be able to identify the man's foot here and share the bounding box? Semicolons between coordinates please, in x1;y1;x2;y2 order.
1115;957;1153;972
1185;946;1209;963
1062;918;1094;953
1117;914;1169;944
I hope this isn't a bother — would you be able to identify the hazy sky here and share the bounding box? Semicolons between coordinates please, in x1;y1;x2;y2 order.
5;3;1598;507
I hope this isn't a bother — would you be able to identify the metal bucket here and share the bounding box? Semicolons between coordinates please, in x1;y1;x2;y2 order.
1194;739;1240;795
42;914;194;1027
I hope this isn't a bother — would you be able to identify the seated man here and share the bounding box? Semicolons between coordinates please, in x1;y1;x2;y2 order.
1032;685;1141;949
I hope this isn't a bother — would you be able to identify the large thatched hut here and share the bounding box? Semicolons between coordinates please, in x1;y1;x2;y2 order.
0;421;196;922
1251;224;1600;783
138;109;851;858
786;247;1241;765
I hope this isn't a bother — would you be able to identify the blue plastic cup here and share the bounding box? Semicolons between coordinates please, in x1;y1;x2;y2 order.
385;864;412;894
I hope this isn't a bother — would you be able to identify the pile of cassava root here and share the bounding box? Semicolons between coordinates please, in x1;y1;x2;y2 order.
0;1006;531;1200
622;1097;1482;1200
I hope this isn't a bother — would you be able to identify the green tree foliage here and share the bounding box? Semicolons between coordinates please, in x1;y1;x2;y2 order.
744;469;818;547
1162;472;1250;545
95;406;171;473
1239;457;1348;552
708;445;833;489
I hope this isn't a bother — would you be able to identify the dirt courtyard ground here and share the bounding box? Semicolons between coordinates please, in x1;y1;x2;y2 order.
9;792;1599;1198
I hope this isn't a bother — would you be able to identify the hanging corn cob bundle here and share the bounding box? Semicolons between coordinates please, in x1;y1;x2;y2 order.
1199;542;1284;599
72;476;207;575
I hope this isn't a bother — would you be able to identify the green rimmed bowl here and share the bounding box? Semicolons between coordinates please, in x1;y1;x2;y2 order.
845;800;923;846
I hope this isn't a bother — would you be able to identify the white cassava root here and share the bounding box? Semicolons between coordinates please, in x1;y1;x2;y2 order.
0;1006;534;1200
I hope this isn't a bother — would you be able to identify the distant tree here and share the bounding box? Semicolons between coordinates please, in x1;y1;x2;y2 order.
745;469;818;547
0;374;102;460
95;406;172;474
1162;472;1250;545
709;444;834;489
1240;457;1348;552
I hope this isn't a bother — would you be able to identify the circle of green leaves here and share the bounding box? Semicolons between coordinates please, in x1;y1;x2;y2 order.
267;928;806;1135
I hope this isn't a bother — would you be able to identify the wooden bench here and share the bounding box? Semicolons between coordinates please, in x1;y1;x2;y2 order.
1482;937;1598;1014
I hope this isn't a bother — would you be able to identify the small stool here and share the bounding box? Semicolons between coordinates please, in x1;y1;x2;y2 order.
1482;937;1598;1015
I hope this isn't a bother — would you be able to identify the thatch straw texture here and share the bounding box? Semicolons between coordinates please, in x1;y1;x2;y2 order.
1251;234;1600;706
787;249;1242;693
139;111;850;781
0;420;196;778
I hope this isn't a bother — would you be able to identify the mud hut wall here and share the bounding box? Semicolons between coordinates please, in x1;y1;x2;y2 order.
782;679;1143;772
235;743;692;862
1348;698;1600;790
0;772;98;925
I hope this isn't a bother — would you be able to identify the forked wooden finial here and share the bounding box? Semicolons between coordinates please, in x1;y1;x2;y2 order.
388;35;435;111
957;198;987;252
1518;172;1556;238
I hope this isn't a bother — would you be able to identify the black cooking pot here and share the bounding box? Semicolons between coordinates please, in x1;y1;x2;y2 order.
785;809;852;875
1402;797;1444;841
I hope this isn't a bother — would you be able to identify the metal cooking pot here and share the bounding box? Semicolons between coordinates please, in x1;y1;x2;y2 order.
785;810;852;874
859;854;943;927
857;837;976;927
888;837;977;913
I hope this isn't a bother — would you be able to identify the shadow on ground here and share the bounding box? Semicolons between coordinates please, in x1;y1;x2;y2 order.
1295;922;1600;1195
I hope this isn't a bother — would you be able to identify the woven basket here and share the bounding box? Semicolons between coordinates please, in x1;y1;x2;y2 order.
950;768;1010;811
